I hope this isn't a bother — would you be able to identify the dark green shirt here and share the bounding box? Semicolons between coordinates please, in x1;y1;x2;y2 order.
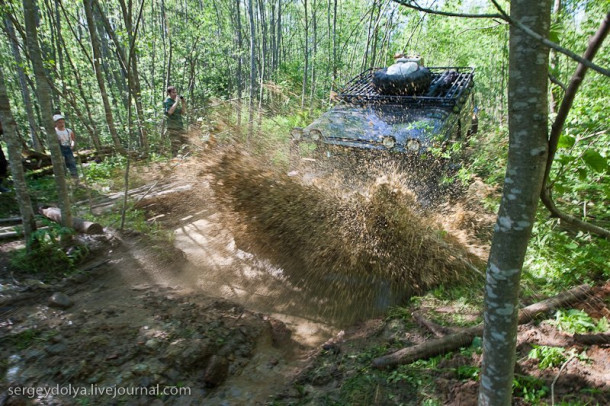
164;97;184;130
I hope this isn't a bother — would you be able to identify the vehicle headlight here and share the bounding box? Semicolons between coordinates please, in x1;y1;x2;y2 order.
406;139;420;151
382;136;395;149
309;129;322;141
291;128;303;141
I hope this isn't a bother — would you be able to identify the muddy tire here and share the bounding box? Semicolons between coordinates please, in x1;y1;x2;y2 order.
372;67;432;96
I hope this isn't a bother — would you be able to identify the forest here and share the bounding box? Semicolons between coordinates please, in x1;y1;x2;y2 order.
0;0;608;405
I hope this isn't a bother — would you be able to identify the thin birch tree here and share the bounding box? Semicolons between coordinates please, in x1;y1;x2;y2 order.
478;1;552;404
83;0;125;153
23;0;73;228
0;66;37;249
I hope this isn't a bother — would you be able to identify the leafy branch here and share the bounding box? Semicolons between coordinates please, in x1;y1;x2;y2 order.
391;0;610;78
540;11;610;239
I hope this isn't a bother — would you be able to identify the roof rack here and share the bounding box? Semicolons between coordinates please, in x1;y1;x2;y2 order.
338;67;474;107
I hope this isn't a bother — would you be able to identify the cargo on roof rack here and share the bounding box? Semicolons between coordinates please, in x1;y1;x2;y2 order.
338;67;475;108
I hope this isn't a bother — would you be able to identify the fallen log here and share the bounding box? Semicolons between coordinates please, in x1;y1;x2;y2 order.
0;217;23;225
0;225;48;240
574;333;610;346
412;311;455;337
24;147;116;179
372;284;593;369
39;207;104;235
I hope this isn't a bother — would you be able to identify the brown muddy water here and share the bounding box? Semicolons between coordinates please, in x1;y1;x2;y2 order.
132;149;484;404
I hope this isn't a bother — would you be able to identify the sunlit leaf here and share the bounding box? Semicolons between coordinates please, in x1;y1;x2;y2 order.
554;184;566;194
581;150;608;173
557;154;575;165
577;168;588;181
557;135;575;149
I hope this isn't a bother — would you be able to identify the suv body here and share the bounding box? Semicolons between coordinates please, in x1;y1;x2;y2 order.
292;67;476;155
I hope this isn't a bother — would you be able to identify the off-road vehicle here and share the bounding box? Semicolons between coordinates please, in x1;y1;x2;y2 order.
291;66;477;156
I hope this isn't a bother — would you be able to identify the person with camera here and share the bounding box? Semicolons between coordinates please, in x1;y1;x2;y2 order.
163;86;187;156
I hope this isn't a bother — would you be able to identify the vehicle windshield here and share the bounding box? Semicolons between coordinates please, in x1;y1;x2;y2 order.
326;104;448;136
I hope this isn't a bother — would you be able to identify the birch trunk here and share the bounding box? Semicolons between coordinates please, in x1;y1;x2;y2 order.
301;0;308;109
236;0;243;129
247;0;256;139
23;0;72;228
83;0;125;153
4;16;42;152
0;67;37;249
478;1;552;405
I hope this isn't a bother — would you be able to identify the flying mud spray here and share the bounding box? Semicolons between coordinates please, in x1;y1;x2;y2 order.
207;144;486;325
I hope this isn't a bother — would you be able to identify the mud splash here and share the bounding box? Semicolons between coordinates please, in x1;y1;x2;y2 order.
206;148;484;324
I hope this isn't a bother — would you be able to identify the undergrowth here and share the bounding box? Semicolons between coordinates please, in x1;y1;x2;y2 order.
9;218;88;279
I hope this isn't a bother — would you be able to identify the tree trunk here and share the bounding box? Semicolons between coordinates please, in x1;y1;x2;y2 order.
161;0;170;88
549;0;562;114
301;0;308;109
116;0;149;155
23;0;73;229
0;67;37;249
57;31;102;151
270;0;276;74
332;0;337;88
83;0;125;153
478;2;552;405
52;0;66;97
361;1;377;72
4;16;43;152
247;0;256;139
236;0;243;129
277;0;282;71
256;0;267;130
309;0;317;112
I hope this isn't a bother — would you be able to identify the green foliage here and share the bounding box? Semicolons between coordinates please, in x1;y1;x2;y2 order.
9;219;87;275
456;364;480;380
528;345;590;371
26;177;59;205
386;305;412;321
550;309;609;334
513;374;549;403
85;155;128;183
0;329;42;350
528;345;568;369
468;125;509;186
525;222;610;290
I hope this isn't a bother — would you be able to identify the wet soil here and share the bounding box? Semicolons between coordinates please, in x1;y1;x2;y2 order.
0;150;608;405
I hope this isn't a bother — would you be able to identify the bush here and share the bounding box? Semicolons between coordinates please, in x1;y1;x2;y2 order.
9;220;88;277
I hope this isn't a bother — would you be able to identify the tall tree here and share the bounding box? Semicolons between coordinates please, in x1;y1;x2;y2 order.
0;66;37;249
235;0;244;128
309;0;317;109
116;0;149;154
83;0;125;153
23;0;73;228
3;16;42;152
301;0;309;109
478;1;552;404
247;0;256;138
